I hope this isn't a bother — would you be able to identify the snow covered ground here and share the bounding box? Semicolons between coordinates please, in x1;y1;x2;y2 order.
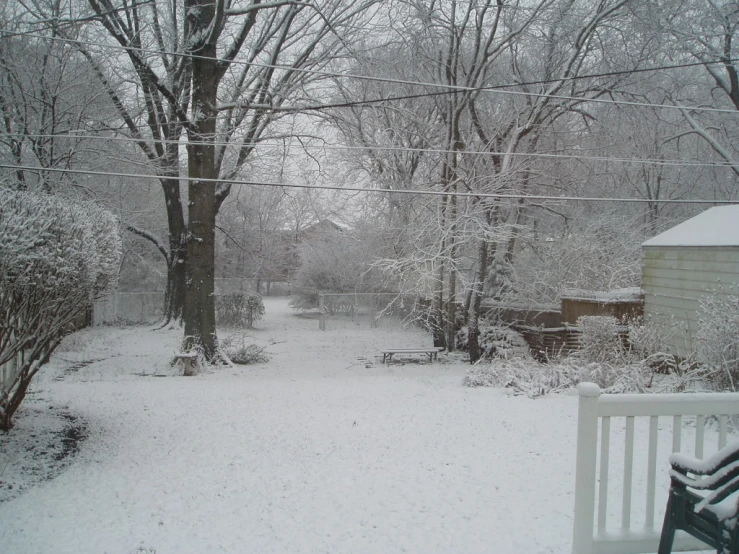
0;298;719;554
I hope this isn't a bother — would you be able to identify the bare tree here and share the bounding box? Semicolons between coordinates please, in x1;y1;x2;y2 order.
460;0;637;361
340;0;636;361
327;46;441;232
656;0;739;176
0;0;110;193
82;0;380;358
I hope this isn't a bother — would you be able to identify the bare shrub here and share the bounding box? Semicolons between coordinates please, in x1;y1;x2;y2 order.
463;316;671;397
215;292;265;329
464;357;651;397
627;318;662;360
219;335;269;365
681;288;739;391
56;334;89;353
577;316;624;363
626;317;679;374
229;344;269;365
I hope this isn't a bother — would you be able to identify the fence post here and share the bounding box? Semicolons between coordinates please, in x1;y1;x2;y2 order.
572;382;601;554
319;292;325;331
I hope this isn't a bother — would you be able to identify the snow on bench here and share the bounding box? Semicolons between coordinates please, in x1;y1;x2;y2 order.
381;347;444;364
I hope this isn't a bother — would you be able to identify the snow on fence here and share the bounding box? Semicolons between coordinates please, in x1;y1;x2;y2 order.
561;289;643;325
572;383;739;554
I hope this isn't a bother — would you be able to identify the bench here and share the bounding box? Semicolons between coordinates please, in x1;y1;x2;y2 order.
658;441;739;554
381;347;444;363
174;352;199;376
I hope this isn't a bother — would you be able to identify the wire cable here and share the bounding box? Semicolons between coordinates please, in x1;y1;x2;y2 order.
6;131;737;169
2;29;738;115
2;163;735;205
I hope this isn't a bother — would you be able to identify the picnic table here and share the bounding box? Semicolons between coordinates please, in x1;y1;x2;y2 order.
381;347;444;363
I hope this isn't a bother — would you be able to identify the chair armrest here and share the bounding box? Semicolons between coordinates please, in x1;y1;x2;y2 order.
670;460;739;491
668;442;739;520
670;441;739;476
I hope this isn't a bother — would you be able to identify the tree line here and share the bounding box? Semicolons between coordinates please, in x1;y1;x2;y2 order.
2;0;738;362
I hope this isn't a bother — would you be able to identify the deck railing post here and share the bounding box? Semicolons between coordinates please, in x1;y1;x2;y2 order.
573;382;601;554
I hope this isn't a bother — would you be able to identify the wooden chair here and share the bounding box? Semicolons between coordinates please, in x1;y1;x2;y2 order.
658;441;739;554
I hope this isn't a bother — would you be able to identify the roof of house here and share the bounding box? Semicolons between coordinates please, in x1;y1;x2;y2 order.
642;205;739;247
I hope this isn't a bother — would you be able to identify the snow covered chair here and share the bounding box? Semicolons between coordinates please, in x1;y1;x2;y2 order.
658;441;739;554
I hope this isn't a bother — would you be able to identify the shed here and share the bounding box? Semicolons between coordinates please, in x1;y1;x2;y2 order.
642;205;739;357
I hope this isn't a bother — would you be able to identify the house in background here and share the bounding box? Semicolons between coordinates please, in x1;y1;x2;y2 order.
642;205;739;357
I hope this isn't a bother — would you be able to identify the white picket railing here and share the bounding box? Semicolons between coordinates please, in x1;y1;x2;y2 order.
572;383;739;554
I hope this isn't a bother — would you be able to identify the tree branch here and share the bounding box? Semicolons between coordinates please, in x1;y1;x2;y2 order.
125;224;170;263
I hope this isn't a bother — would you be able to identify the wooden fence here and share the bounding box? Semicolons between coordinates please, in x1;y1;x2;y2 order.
561;297;643;325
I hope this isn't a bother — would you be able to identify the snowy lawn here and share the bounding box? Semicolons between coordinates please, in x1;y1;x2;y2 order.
0;298;718;554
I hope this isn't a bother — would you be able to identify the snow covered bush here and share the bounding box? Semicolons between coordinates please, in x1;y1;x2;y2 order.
463;316;667;397
625;317;677;373
219;334;269;365
503;214;645;306
228;344;269;365
463;357;651;397
577;316;624;363
455;325;530;359
215;292;265;329
690;289;739;391
0;191;121;430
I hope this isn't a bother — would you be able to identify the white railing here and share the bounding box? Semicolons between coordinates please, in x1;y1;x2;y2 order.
572;383;739;554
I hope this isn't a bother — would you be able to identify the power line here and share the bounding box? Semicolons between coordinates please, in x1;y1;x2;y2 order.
14;0;155;31
7;131;737;169
2;29;739;116
2;163;735;205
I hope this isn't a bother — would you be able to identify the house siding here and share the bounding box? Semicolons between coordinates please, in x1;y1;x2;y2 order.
642;246;739;357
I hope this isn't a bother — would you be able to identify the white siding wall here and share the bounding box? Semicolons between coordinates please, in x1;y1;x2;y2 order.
642;246;739;357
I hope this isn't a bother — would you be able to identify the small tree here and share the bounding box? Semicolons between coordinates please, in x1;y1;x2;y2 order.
0;191;121;430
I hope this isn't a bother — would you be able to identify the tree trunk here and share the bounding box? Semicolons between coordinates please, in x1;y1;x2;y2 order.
163;175;187;322
468;237;490;364
445;190;458;351
163;239;187;322
441;131;461;351
432;257;446;348
183;12;219;360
